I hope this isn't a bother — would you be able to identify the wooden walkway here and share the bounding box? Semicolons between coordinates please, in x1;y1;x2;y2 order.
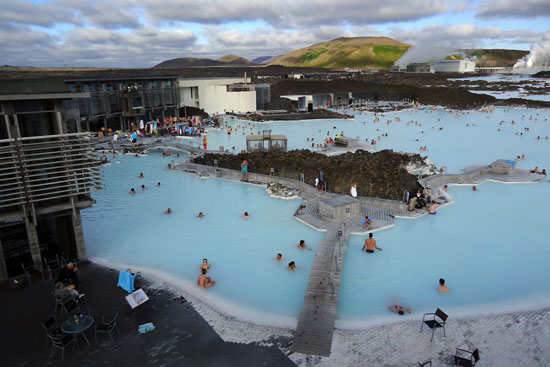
292;224;349;357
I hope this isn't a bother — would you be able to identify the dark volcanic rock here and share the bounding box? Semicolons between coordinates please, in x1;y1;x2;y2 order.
193;149;426;200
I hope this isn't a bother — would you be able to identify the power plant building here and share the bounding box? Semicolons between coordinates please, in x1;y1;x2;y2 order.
433;60;476;73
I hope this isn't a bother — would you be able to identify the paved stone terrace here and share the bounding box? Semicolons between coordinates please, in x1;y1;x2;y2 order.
289;308;550;367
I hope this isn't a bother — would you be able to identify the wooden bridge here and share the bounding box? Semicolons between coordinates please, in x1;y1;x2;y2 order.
292;223;349;357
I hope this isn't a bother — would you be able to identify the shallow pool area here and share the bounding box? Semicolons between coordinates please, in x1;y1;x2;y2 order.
82;106;550;328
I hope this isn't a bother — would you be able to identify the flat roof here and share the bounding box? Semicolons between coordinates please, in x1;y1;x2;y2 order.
246;134;287;141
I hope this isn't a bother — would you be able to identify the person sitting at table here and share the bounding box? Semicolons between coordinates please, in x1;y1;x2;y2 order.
55;282;84;300
56;262;79;289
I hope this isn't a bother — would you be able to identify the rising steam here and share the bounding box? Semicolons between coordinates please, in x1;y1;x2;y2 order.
514;31;550;70
394;41;455;66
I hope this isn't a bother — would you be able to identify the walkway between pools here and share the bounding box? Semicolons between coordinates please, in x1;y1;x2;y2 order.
291;221;348;356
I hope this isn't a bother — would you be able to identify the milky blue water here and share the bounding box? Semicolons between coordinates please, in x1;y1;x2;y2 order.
82;152;324;327
83;106;550;328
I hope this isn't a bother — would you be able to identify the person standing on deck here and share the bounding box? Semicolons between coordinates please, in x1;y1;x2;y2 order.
350;183;358;198
241;160;248;182
318;168;326;192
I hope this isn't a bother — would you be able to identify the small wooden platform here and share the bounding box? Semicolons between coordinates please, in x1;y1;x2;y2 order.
292;224;349;357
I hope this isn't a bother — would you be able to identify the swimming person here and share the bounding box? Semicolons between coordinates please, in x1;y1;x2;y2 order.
388;304;412;315
241;160;248;181
141;184;146;190
200;258;210;272
437;278;449;293
198;212;204;217
472;186;477;191
276;253;283;262
130;188;136;194
168;163;171;169
138;172;144;178
288;261;296;271
157;182;161;186
241;212;250;219
164;208;172;214
362;233;382;253
297;240;312;250
197;268;215;288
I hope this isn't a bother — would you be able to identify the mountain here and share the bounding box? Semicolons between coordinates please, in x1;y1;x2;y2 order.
252;55;282;65
217;55;253;65
153;55;253;68
270;37;410;69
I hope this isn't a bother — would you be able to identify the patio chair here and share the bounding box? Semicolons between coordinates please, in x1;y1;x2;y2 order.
47;333;79;362
51;291;75;314
41;315;62;347
95;313;120;344
62;300;81;316
117;269;141;293
43;255;61;281
454;347;480;366
21;262;43;285
420;308;448;342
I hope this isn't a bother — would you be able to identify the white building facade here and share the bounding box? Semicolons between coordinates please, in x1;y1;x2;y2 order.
178;77;257;115
433;60;476;73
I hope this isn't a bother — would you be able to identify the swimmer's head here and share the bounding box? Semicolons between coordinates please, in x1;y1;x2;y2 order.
369;233;373;238
299;240;305;245
439;278;445;285
203;258;208;263
277;253;282;259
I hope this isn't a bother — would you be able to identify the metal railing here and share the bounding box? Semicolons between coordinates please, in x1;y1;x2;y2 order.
0;133;103;209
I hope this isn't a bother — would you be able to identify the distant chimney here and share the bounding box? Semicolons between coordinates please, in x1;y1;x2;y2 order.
244;72;247;85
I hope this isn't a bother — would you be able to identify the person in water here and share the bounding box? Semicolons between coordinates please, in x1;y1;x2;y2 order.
428;200;437;214
362;233;382;253
288;261;296;271
200;258;210;272
198;212;204;217
389;304;412;315
141;184;146;190
157;182;161;186
241;211;250;219
164;208;172;214
437;278;449;293
138;172;144;178
276;253;283;262
472;186;477;191
130;188;136;194
297;240;312;250
197;268;215;288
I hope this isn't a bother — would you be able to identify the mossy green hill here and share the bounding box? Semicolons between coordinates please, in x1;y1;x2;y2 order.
270;37;410;69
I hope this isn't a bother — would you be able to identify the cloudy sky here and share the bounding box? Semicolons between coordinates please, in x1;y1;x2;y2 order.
1;0;549;67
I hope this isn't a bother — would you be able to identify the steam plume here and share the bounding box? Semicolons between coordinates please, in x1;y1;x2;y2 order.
514;31;550;70
394;41;455;65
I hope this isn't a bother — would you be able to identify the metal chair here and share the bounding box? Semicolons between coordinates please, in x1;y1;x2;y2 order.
52;291;75;314
62;300;81;316
41;315;62;347
43;255;61;281
418;360;432;367
21;262;43;285
47;333;79;362
95;313;120;344
420;308;448;342
454;348;480;366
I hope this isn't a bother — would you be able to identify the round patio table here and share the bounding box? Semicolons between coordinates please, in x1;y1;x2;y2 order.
61;314;94;346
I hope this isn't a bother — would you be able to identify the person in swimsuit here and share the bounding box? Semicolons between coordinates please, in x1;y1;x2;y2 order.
164;208;172;214
141;184;146;190
276;253;283;262
389;304;412;315
241;211;250;219
157;182;161;186
130;188;136;194
200;258;210;272
437;278;449;292
288;261;296;271
362;216;373;230
198;212;204;217
362;233;382;253
428;200;437;214
138;172;144;178
197;268;215;288
297;240;312;250
241;160;248;182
